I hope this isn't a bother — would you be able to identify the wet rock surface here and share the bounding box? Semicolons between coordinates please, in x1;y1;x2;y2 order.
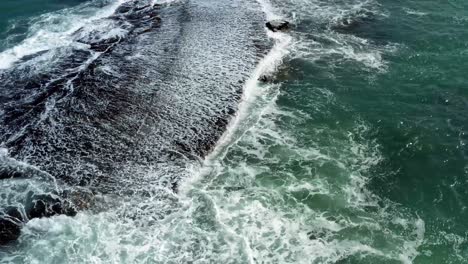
0;0;270;243
266;20;290;32
0;200;76;245
0;218;21;246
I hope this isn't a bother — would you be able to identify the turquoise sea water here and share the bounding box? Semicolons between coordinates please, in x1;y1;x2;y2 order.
0;0;467;263
271;0;468;262
0;0;89;51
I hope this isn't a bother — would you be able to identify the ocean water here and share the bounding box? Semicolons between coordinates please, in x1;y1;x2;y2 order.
0;0;90;52
0;0;467;263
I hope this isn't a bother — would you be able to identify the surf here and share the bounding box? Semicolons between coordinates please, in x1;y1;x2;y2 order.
0;0;270;248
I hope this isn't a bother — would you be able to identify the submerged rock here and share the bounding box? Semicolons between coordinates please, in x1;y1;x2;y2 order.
258;75;272;83
0;218;21;246
0;158;81;244
307;228;330;240
0;194;78;245
266;20;290;32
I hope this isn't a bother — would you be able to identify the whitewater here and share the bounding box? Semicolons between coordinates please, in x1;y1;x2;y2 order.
2;0;468;263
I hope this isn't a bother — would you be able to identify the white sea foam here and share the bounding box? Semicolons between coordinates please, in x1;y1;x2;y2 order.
1;0;295;261
0;148;8;157
403;8;428;16
0;0;427;262
267;0;398;71
177;0;425;263
151;0;180;5
180;0;292;192
0;0;126;70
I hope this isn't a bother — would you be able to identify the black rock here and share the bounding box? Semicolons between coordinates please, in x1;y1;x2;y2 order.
27;193;78;219
266;20;290;32
0;0;270;245
0;190;78;245
28;200;47;219
258;75;273;83
0;218;21;245
307;229;329;240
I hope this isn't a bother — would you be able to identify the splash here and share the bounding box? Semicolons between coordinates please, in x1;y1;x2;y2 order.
0;0;125;70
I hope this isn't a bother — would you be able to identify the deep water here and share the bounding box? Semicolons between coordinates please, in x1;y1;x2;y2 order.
0;0;90;51
267;0;468;262
1;0;468;263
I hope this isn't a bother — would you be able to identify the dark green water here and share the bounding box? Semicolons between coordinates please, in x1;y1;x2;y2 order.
269;0;468;262
363;1;468;261
0;0;467;263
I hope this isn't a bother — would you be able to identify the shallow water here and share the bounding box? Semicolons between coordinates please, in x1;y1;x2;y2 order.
1;0;468;263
